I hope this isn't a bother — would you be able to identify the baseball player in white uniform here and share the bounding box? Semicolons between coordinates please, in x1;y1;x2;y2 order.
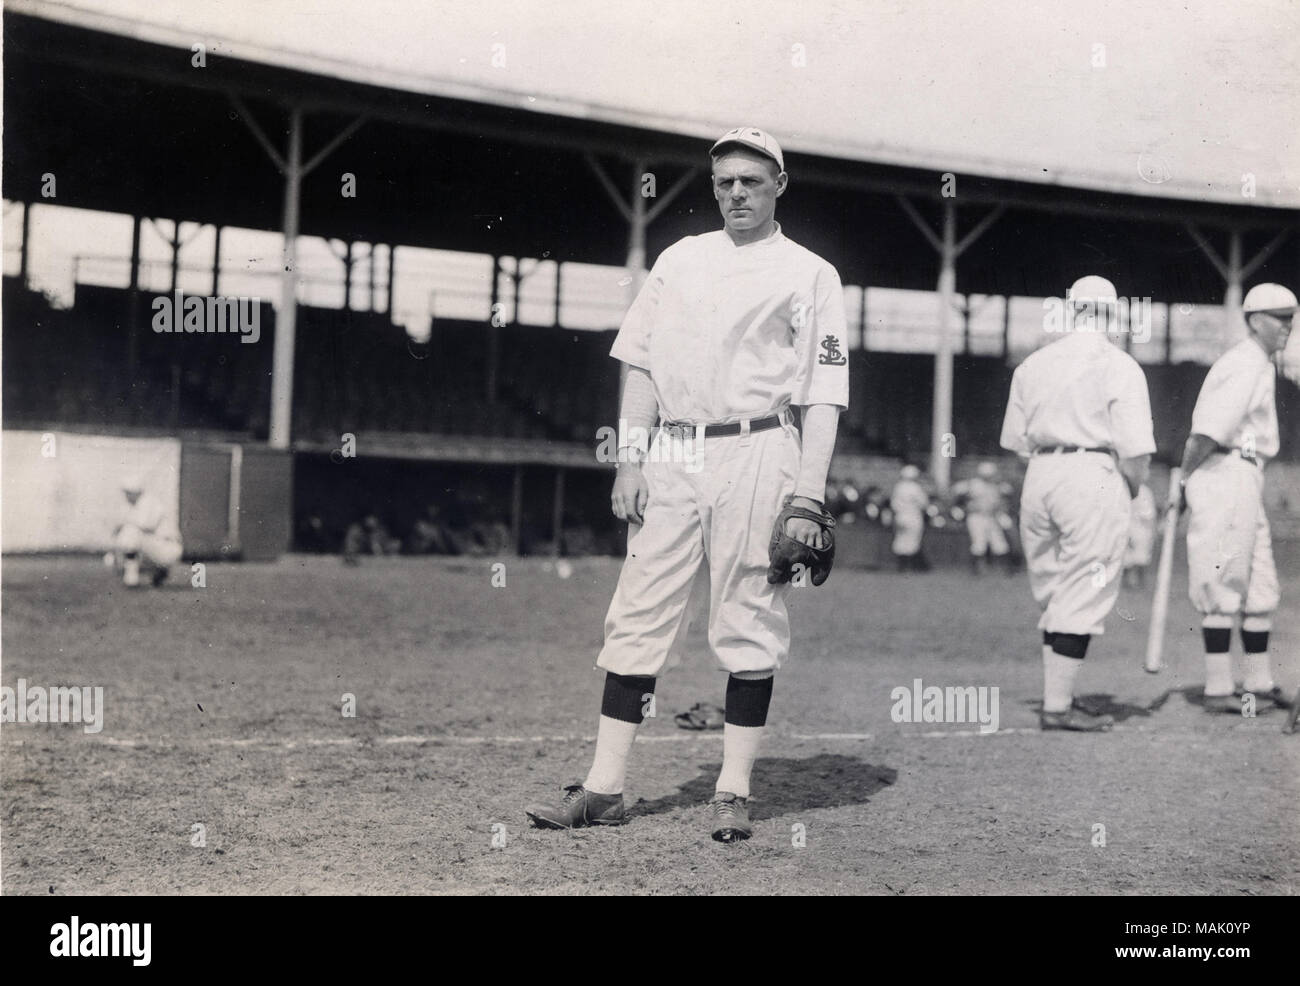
526;127;849;841
889;464;930;571
953;461;1012;574
1000;276;1155;731
110;474;183;587
1178;282;1295;713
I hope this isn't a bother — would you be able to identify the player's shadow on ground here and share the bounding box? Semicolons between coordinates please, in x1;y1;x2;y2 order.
631;754;897;821
1022;693;1156;722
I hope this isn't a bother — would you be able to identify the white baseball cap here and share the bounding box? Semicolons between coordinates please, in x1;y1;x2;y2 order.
900;464;920;479
710;127;784;172
1067;275;1118;305
977;462;998;479
1242;283;1298;314
121;473;144;493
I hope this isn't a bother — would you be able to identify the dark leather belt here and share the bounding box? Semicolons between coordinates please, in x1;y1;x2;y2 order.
1033;445;1113;456
659;412;785;439
1216;444;1259;466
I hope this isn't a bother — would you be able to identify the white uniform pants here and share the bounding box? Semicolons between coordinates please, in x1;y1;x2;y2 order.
892;511;925;555
115;524;183;569
1185;453;1278;627
597;420;800;677
1018;453;1130;635
967;513;1009;556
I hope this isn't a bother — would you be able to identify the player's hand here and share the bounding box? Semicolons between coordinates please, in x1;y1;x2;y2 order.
611;464;649;524
787;496;829;549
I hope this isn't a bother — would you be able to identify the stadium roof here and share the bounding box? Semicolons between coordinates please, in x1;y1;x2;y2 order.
10;0;1300;209
4;1;1298;306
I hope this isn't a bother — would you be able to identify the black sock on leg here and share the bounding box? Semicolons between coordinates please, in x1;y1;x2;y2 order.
1051;633;1090;660
600;673;657;725
724;674;775;727
1202;627;1231;654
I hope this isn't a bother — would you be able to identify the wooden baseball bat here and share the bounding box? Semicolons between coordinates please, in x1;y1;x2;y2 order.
1144;468;1183;674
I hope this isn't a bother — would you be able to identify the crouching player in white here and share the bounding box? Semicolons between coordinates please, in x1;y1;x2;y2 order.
1178;283;1295;714
1000;276;1155;731
525;128;848;841
109;474;182;587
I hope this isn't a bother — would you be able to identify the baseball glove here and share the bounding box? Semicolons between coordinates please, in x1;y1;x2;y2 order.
767;495;836;586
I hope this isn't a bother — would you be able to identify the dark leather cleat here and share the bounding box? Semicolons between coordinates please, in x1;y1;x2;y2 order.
1203;694;1242;714
525;784;624;829
1236;686;1292;710
709;792;752;842
151;566;170;588
1040;708;1114;732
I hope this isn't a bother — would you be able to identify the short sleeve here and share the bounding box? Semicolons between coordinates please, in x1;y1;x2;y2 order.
792;264;850;408
609;254;669;371
1108;355;1157;459
1190;357;1252;448
999;367;1030;455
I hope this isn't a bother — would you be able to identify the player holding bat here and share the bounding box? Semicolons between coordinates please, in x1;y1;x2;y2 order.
1176;283;1295;714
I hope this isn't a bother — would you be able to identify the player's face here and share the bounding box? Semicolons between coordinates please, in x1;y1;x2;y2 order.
1251;311;1293;355
712;150;786;237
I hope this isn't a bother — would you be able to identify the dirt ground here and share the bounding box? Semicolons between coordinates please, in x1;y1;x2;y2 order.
2;549;1297;895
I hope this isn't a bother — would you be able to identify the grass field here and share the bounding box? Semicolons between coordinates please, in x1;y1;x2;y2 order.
2;547;1297;895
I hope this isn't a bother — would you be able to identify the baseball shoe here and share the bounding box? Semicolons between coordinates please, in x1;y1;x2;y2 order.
525;784;624;830
1071;695;1108;717
1235;686;1292;710
708;792;752;842
1202;694;1241;714
1284;692;1300;735
1039;708;1114;732
151;566;170;588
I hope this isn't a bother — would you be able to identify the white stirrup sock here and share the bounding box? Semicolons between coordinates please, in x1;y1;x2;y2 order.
715;723;764;798
1042;651;1080;714
1204;654;1234;697
584;716;639;795
1241;653;1274;694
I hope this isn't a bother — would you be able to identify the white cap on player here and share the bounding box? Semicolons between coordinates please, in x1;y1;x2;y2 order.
1242;282;1298;314
710;127;785;172
121;473;143;493
1067;275;1118;306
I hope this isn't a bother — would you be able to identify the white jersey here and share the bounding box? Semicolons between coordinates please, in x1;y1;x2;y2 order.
124;492;179;541
999;332;1155;459
956;476;1004;515
1190;337;1279;461
611;223;850;423
890;478;928;516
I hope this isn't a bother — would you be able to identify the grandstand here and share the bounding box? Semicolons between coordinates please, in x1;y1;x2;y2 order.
4;2;1299;558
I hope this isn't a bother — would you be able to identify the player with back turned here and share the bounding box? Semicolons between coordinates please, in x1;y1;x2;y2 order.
1177;283;1295;713
1000;276;1156;731
525;128;849;841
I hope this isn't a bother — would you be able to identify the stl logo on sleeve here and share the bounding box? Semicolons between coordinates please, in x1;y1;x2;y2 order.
818;335;847;365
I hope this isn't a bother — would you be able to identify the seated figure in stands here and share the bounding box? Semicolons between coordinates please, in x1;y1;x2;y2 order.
408;504;460;555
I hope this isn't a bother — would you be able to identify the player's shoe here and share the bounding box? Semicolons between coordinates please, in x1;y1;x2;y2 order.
708;792;752;842
525;784;624;829
151;566;170;588
1235;686;1292;710
1203;693;1241;714
1039;708;1114;732
1284;692;1300;735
